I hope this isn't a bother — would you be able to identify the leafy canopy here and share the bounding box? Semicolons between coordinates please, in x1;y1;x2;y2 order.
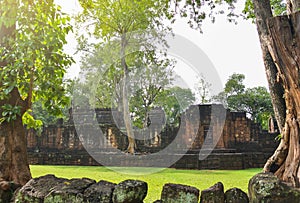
75;0;180;130
77;0;170;40
213;73;273;129
0;0;74;127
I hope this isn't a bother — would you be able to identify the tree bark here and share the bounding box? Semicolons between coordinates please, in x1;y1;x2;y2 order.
120;34;136;154
0;89;32;187
253;0;300;187
265;12;300;187
252;0;286;133
287;0;300;14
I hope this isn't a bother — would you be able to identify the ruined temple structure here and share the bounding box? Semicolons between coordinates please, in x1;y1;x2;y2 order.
27;104;279;169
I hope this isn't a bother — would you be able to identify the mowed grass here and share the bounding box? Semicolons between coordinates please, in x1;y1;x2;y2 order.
30;165;261;202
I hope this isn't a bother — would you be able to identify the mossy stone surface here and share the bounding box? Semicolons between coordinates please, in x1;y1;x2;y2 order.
14;175;95;203
248;172;300;203
224;187;249;203
200;182;224;203
84;180;116;203
112;179;147;203
161;183;199;203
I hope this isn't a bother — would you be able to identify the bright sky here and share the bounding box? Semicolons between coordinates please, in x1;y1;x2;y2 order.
57;0;269;90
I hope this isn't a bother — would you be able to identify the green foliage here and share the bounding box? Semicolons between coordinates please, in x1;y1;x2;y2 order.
194;74;212;104
0;104;21;123
76;43;191;127
270;0;287;15
31;101;69;127
257;111;272;131
0;0;17;28
128;53;175;127
224;73;245;95
76;42;195;127
213;73;273;129
275;134;282;141
242;0;255;21
156;87;195;125
77;0;170;40
166;0;239;31
0;0;74;126
227;86;273;124
165;0;287;31
76;0;183;131
243;0;286;21
22;110;43;134
213;73;245;104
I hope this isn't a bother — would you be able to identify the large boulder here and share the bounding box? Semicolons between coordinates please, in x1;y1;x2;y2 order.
248;172;300;203
14;175;95;203
44;177;95;203
112;179;147;203
84;180;116;203
224;187;249;203
160;183;199;203
14;174;67;202
200;182;224;203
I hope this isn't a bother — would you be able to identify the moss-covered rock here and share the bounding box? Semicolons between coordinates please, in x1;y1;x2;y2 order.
161;183;199;203
224;187;248;203
14;175;95;203
84;180;116;203
112;179;147;203
14;174;67;203
44;178;95;203
200;182;224;203
248;172;300;203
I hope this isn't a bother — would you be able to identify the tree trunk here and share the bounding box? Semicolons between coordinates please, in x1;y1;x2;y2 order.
264;11;300;187
287;0;300;14
120;34;136;154
143;109;150;146
0;89;32;196
253;0;300;187
252;0;286;133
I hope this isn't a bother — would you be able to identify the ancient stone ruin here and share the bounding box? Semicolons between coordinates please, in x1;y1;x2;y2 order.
27;104;279;170
1;105;296;203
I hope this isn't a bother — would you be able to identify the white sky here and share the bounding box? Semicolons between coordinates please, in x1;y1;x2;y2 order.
57;0;269;90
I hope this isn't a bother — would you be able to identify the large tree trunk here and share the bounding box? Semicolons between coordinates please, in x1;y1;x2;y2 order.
0;89;32;185
0;7;32;200
253;0;300;187
264;11;300;187
0;89;32;203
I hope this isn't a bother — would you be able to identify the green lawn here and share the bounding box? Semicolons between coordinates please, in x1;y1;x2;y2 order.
30;165;261;202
